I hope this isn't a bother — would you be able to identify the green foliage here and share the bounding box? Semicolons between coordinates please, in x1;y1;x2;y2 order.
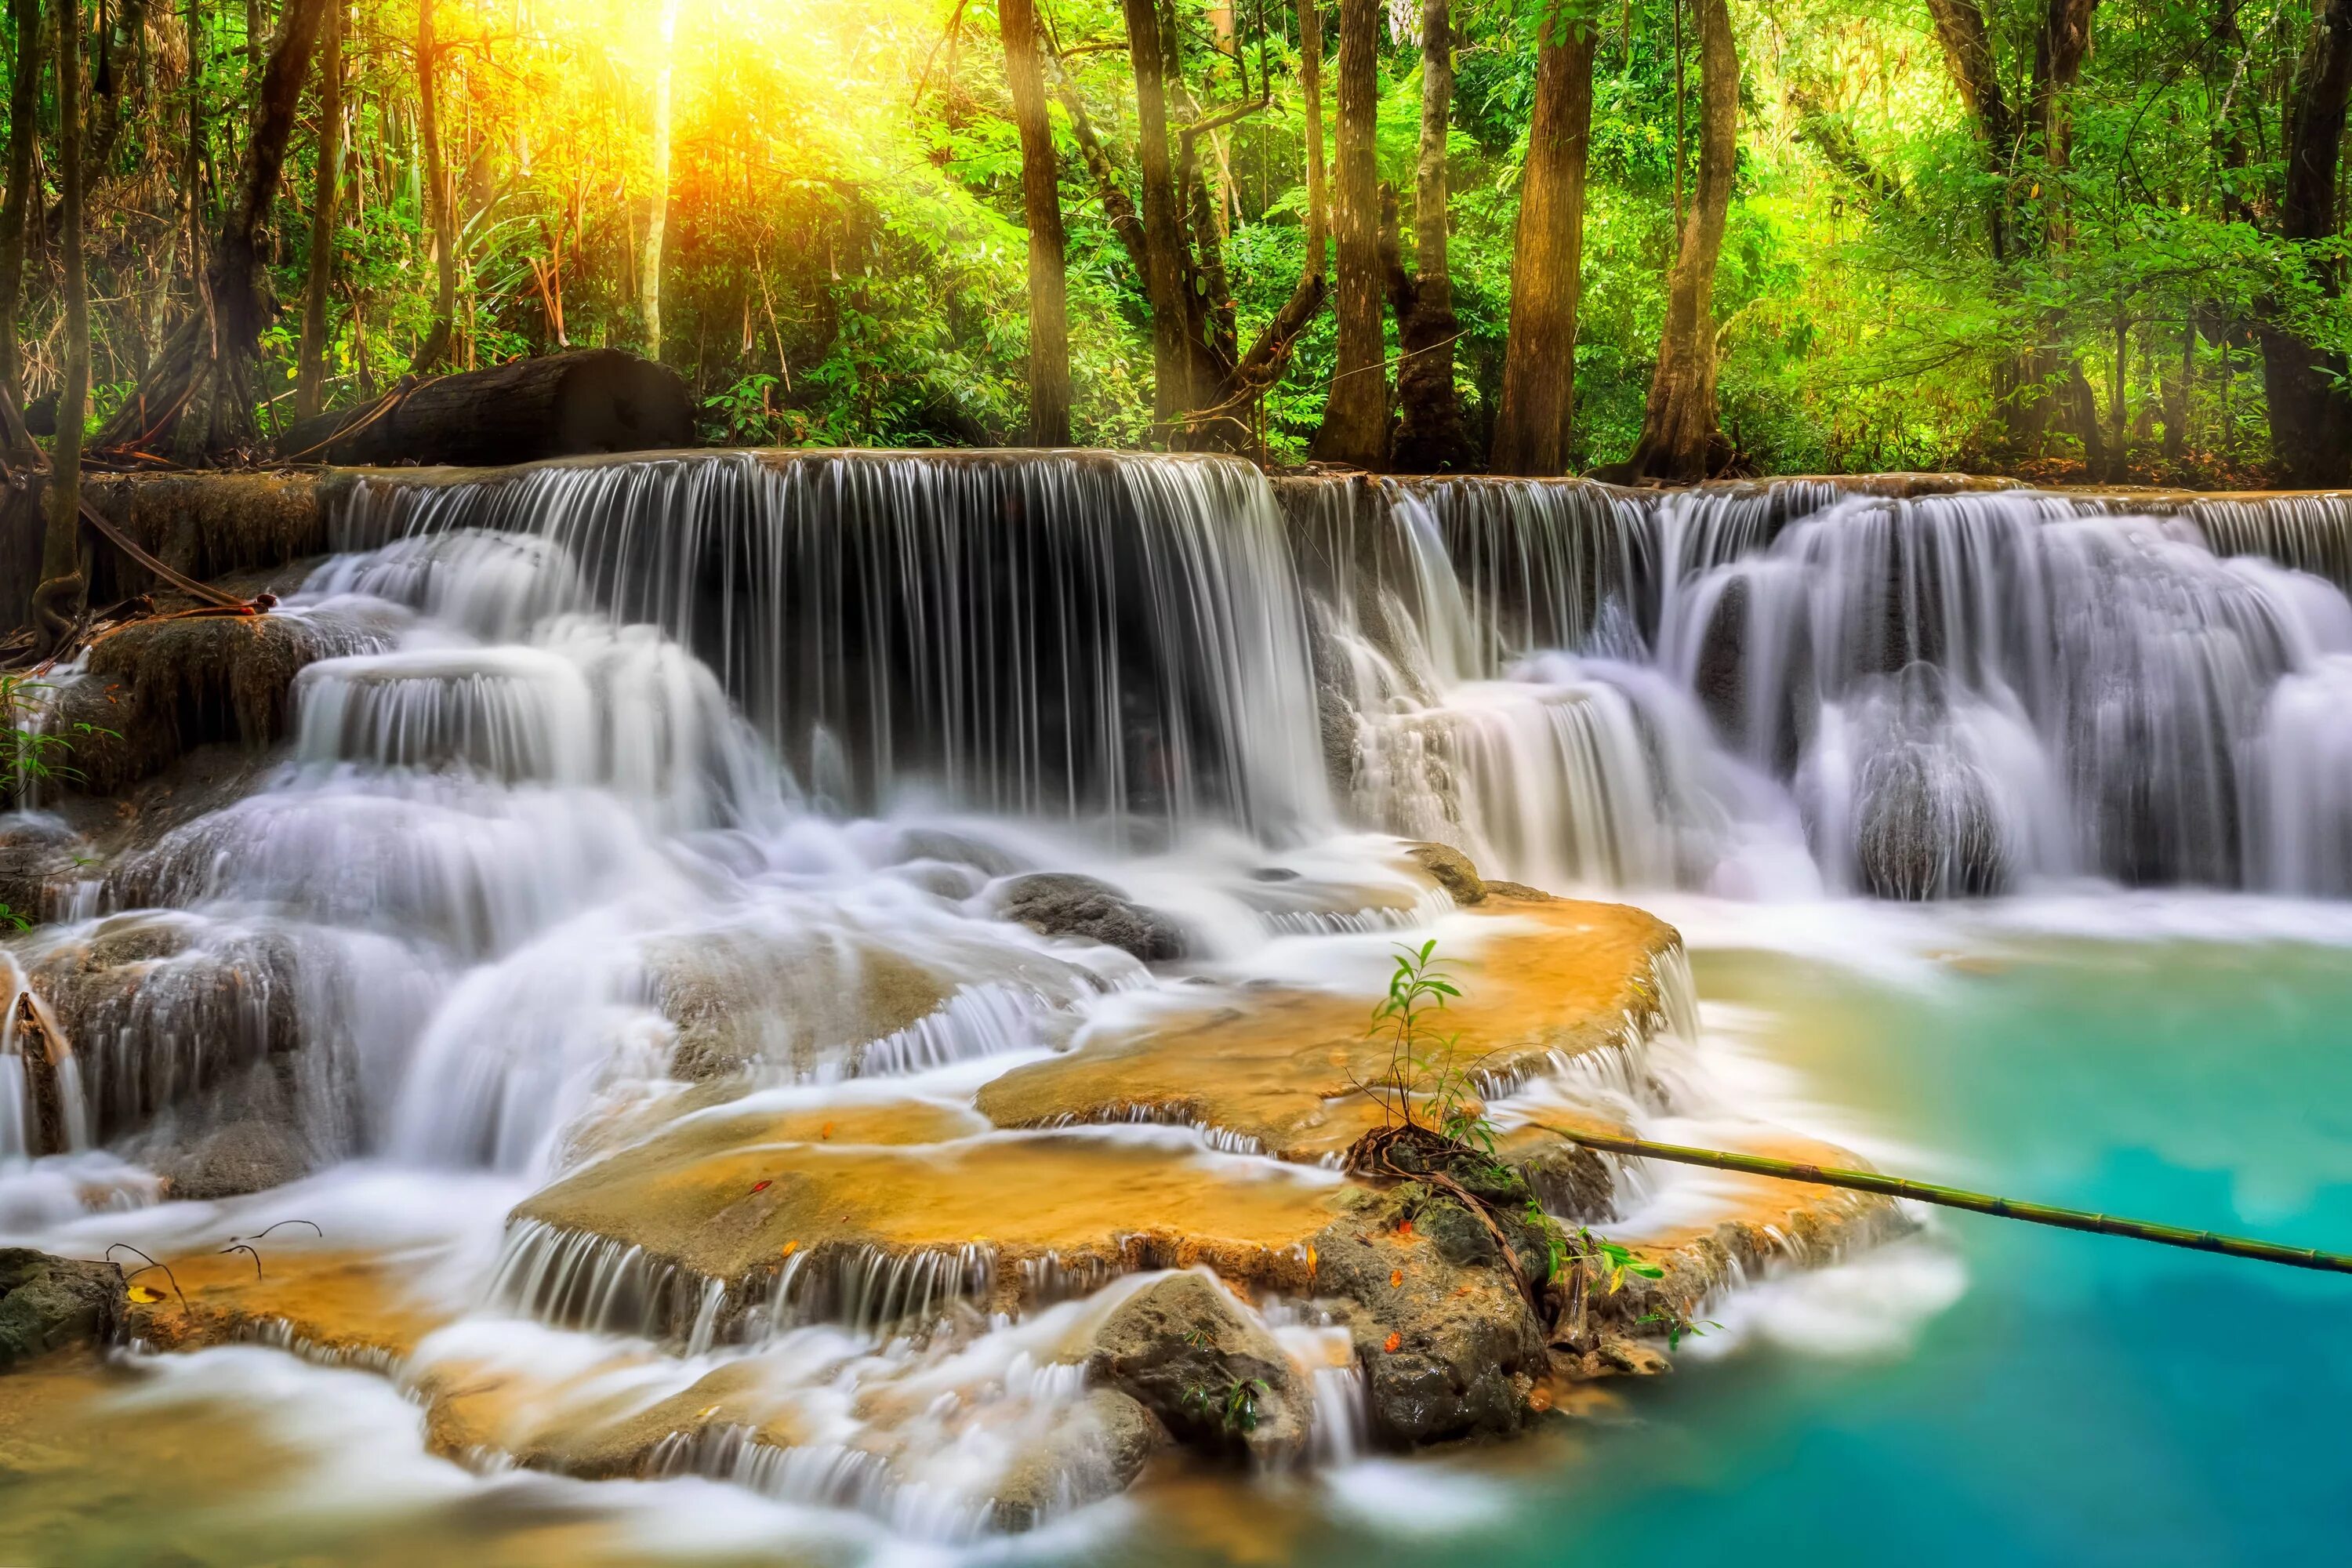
1181;1375;1270;1436
1364;938;1497;1145
0;0;2339;477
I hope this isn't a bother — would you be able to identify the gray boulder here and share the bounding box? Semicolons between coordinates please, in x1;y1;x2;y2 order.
991;1387;1168;1530
0;1248;125;1372
996;873;1188;963
1084;1271;1308;1465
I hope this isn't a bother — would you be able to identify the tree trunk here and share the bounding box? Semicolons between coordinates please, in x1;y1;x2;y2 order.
413;0;455;371
1390;0;1469;472
1312;0;1386;468
1624;0;1735;482
1000;0;1070;445
89;0;328;458
2259;0;2352;486
1123;0;1197;424
294;0;343;420
0;0;43;445
1490;17;1596;475
37;0;91;655
276;348;695;466
641;0;682;362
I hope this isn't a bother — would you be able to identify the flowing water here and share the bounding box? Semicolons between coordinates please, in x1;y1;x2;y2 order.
2;454;2349;1565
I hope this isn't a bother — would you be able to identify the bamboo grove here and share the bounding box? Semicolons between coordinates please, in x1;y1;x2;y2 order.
0;0;2347;488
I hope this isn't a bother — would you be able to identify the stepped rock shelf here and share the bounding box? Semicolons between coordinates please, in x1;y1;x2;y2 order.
80;869;1897;1515
9;447;2352;1540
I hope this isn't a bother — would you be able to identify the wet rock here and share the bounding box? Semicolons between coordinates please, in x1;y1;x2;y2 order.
1852;742;2010;901
992;1388;1168;1531
994;873;1189;964
1311;1187;1548;1447
1402;841;1483;906
0;816;85;927
154;1118;315;1202
49;610;391;797
1084;1271;1309;1466
0;1250;124;1372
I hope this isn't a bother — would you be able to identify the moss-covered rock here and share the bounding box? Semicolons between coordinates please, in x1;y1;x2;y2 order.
1084;1271;1309;1466
0;1250;124;1373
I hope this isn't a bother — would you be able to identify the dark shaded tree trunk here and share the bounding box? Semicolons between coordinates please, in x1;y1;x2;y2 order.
413;0;456;372
0;0;44;448
294;0;342;420
1929;0;2103;458
1122;0;1197;424
37;0;91;655
2259;0;2352;486
1624;0;1735;482
1490;16;1597;475
89;0;328;459
1390;0;1470;472
1312;0;1386;467
1000;0;1070;445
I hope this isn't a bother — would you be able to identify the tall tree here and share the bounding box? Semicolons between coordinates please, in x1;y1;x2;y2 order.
1926;0;2106;459
1390;0;1470;470
1000;0;1070;445
641;0;683;361
1122;0;1198;423
1623;0;1736;481
90;0;328;456
37;0;90;654
2259;0;2352;485
1312;0;1386;467
294;0;343;420
413;0;456;371
1490;9;1599;474
0;0;44;446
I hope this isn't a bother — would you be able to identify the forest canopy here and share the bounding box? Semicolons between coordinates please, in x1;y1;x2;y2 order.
1;0;2348;486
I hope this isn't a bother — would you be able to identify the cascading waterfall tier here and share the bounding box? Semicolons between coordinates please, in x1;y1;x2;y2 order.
334;452;1330;838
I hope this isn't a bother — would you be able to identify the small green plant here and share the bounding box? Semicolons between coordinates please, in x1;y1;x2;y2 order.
2;675;109;797
1363;939;1494;1149
1577;1229;1668;1294
1181;1376;1269;1437
1635;1310;1720;1352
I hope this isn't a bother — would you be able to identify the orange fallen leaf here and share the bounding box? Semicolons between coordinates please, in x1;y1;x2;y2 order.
821;1121;835;1140
1382;1331;1402;1354
1389;1269;1403;1288
750;1180;771;1194
779;1240;799;1258
1396;1220;1414;1240
125;1283;166;1305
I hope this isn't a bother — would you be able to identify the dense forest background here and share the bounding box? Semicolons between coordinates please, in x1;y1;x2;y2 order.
1;0;2349;485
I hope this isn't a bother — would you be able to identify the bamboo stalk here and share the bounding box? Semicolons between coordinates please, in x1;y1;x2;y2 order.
1538;1125;2352;1276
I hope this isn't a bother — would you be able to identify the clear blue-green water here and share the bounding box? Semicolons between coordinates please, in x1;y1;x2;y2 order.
5;913;2348;1567
1224;927;2352;1568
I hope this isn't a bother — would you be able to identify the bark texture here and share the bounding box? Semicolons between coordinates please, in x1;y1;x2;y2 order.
1001;0;1072;445
413;0;456;372
1490;20;1597;476
641;0;683;362
2259;0;2352;486
294;0;344;420
275;348;695;467
1390;0;1470;472
89;0;330;459
0;0;42;438
1624;0;1736;482
1312;0;1387;468
1123;0;1198;422
38;0;93;655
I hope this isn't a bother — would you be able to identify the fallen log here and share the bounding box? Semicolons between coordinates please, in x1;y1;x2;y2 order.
1540;1124;2352;1275
276;348;696;468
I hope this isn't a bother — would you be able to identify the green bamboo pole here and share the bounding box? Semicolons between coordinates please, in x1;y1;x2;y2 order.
1539;1124;2352;1276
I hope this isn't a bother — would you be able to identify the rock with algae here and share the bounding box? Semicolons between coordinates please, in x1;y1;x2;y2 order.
0;1250;124;1373
1084;1270;1310;1466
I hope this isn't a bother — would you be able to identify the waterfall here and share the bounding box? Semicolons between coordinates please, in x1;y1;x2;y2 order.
336;452;1330;839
